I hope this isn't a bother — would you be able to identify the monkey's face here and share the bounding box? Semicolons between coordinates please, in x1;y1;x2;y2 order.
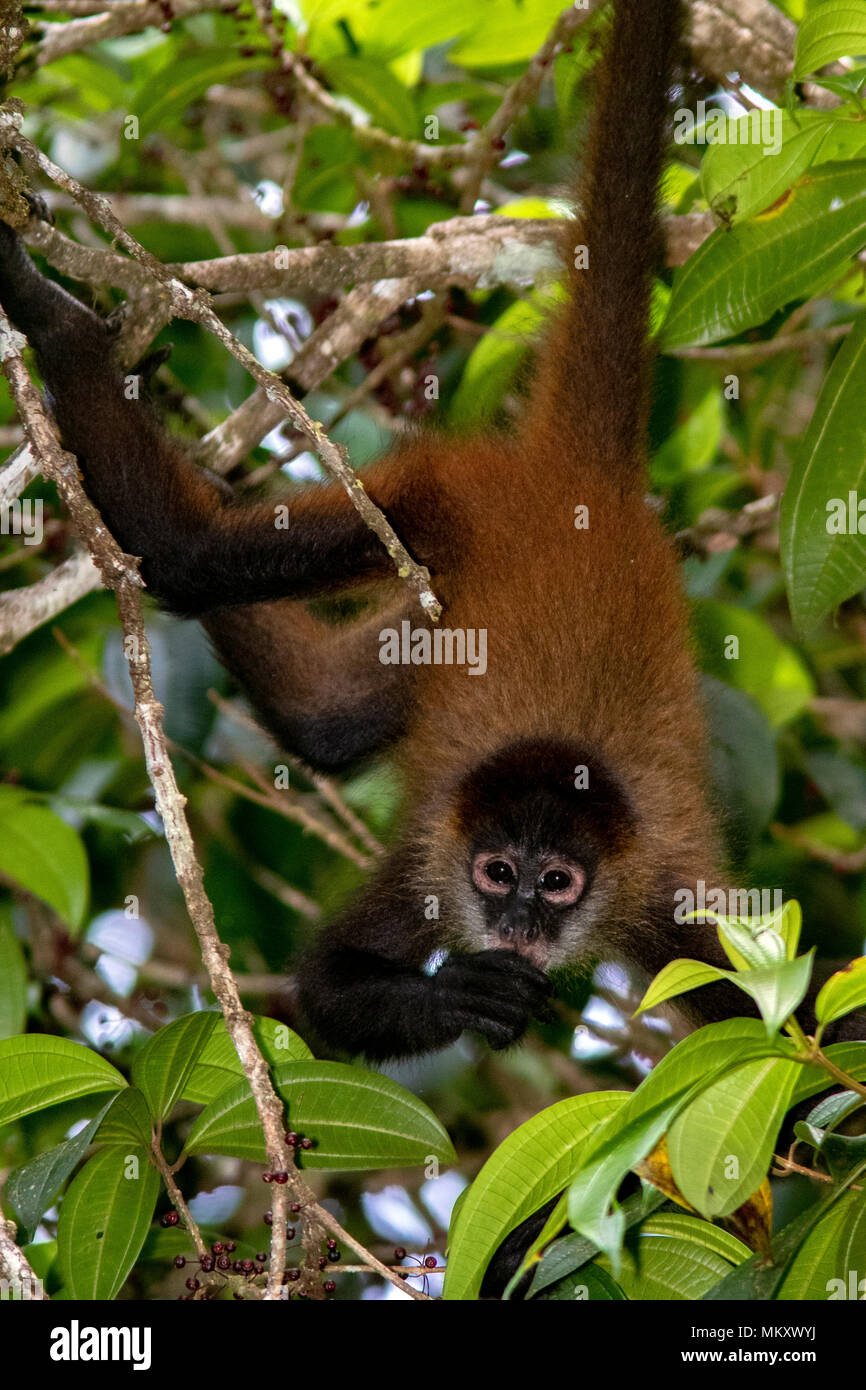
447;738;638;971
471;847;587;969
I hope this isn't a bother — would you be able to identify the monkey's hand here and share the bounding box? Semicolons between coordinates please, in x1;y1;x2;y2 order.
432;950;554;1051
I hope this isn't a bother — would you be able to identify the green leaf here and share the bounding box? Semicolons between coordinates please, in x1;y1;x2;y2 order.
0;1035;126;1126
57;1147;159;1300
733;953;814;1036
181;1014;312;1105
449;0;566;67
692;600;814;726
449;283;563;427
0;787;89;931
132;1011;219;1122
0;906;27;1040
635;958;731;1015
778;1189;866;1299
135;51;272;133
318;56;417;139
185;1060;455;1169
96;1088;153;1148
667;1057;801;1217
5;1096;118;1242
662;164;866;349
701;111;834;224
443;1091;629;1302
780;314;866;635
794;7;866;79
816;956;866;1026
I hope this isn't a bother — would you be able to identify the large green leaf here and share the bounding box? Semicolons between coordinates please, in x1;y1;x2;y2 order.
667;1057;801;1217
181;1014;312;1106
185;1060;455;1169
5;1095;118;1243
662;164;866;349
0;1035;126;1126
780;314;866;634
442;1091;629;1302
0;906;27;1040
132;1011;219;1122
794;7;866;79
700;111;835;224
57;1147;160;1300
0;787;89;931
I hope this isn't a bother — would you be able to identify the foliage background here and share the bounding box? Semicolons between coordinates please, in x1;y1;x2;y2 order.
1;0;865;1297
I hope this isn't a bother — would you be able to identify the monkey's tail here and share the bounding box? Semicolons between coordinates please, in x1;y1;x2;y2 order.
524;0;683;479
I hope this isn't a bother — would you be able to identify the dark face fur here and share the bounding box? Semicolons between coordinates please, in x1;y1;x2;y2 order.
455;740;637;970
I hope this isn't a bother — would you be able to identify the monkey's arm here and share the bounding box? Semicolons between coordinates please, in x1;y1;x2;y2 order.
296;849;554;1060
0;223;416;615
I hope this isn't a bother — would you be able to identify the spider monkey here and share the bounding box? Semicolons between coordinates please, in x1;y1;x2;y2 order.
0;0;859;1061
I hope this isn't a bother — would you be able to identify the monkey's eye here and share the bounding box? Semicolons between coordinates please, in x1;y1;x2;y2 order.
540;869;571;893
472;853;517;896
537;862;586;906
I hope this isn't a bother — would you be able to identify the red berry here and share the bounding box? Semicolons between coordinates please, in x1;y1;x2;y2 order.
289;1202;301;1214
200;1255;214;1273
300;1137;313;1150
226;1240;237;1253
211;1241;225;1255
273;1172;289;1185
287;1227;296;1240
160;1211;179;1227
285;1131;299;1146
324;1280;336;1293
263;1211;273;1226
217;1255;231;1271
424;1256;437;1269
174;1255;186;1269
256;1252;267;1263
394;1247;406;1260
185;1277;200;1291
287;1268;300;1282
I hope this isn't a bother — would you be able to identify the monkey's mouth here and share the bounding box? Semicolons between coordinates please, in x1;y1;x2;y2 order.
490;937;551;972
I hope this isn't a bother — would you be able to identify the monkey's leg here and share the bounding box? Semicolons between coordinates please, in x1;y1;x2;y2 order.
203;596;414;770
0;225;423;614
296;848;554;1060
